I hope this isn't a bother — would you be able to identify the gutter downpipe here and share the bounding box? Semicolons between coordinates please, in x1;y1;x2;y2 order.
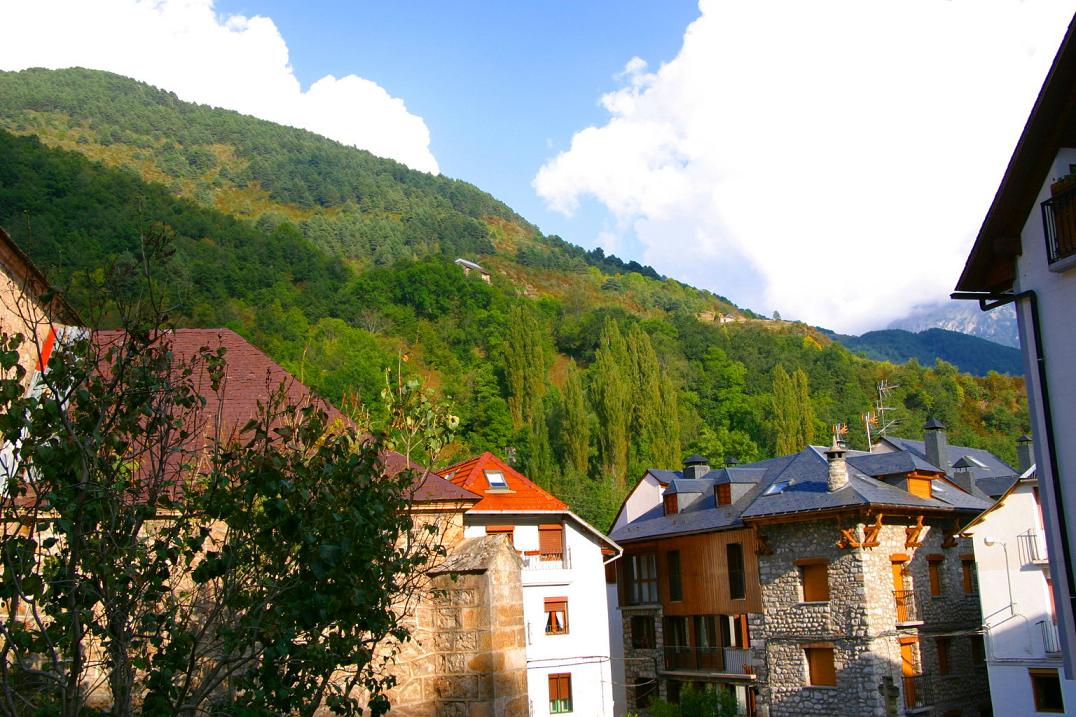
952;289;1076;663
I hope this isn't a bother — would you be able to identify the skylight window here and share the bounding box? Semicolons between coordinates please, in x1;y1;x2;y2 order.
484;469;508;489
763;480;791;496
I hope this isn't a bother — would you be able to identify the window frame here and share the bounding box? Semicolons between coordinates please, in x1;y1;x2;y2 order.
544;597;569;636
727;542;746;600
625;553;659;605
630;615;655;649
961;554;978;595
804;644;837;687
549;672;573;714
927;554;944;597
1030;668;1065;713
796;557;829;602
483;468;508;489
667;550;683;602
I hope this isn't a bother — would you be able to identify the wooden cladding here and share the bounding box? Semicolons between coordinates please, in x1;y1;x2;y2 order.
539;524;564;555
620;528;762;614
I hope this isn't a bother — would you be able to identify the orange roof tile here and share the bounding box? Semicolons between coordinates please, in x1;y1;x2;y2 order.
438;451;568;512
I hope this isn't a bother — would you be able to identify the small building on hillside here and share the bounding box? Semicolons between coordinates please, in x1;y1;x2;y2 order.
438;452;622;717
962;444;1076;715
954;11;1076;677
454;258;491;283
610;421;1003;717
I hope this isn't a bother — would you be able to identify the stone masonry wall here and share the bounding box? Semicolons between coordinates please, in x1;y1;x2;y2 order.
756;515;990;717
385;540;529;717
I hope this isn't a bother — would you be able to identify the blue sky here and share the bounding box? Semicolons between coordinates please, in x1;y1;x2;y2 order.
2;1;1075;331
214;0;700;253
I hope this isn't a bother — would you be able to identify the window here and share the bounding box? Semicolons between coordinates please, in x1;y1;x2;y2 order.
665;616;689;649
970;635;985;663
486;525;514;547
483;469;508;489
805;645;836;686
539;524;564;560
633;677;657;709
961;555;978;595
1030;668;1065;712
716;483;732;505
763;479;791;496
625;553;658;605
796;558;829;602
927;555;944;596
666;680;682;704
936;637;951;675
664;493;679;515
549;673;573;714
545;598;568;635
667;550;683;601
630;615;655;649
727;543;746;600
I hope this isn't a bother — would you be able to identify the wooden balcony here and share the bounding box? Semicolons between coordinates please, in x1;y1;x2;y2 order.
1041;184;1076;265
893;590;921;625
902;673;935;711
662;646;752;675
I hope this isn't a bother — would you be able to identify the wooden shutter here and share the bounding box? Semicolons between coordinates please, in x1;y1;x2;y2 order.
806;647;836;686
539;524;564;555
796;558;829;602
716;483;732;505
936;637;950;675
961;555;975;594
927;555;943;596
548;673;571;701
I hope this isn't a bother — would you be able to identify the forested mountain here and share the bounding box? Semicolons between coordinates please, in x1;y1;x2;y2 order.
829;328;1024;376
0;68;1029;528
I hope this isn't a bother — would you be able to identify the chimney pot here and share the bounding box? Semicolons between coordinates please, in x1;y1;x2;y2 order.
924;416;950;476
826;439;849;492
1017;434;1033;473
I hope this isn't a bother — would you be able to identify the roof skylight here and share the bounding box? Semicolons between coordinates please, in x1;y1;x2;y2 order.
484;469;508;489
763;480;790;496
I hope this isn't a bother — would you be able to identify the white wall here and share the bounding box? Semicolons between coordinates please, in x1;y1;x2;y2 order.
969;477;1076;715
611;472;666;532
464;515;616;716
1013;147;1076;677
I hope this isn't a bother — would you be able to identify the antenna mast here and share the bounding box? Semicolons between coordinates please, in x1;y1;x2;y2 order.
874;380;899;438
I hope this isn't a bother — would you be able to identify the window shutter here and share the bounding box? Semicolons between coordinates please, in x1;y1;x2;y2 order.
796;559;829;602
806;647;836;686
539;524;564;555
716;483;732;505
548;673;571;701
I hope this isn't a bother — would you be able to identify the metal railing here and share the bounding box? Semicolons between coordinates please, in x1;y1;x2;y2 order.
1018;530;1050;564
1041;185;1076;264
663;646;752;674
1039;619;1062;655
521;548;570;571
903;673;935;710
893;590;919;623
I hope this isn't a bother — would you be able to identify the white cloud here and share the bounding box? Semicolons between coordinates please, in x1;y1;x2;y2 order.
0;0;438;174
535;0;1076;333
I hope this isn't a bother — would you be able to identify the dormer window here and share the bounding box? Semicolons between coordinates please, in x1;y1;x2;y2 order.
663;493;678;515
484;469;508;489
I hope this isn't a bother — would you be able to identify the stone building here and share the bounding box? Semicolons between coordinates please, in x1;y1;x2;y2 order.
610;421;1005;716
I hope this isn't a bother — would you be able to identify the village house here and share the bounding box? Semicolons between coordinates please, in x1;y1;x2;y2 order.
437;452;622;717
454;258;491;283
961;438;1076;715
610;421;1007;717
955;11;1076;680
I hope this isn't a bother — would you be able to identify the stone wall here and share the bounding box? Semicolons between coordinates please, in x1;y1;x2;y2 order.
384;536;529;717
755;515;991;717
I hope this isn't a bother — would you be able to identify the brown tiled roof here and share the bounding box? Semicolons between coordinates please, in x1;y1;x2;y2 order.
93;328;477;504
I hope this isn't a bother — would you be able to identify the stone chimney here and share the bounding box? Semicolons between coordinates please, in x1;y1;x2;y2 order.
923;417;950;476
950;456;977;494
1017;434;1034;473
826;439;849;492
683;454;710;479
725;456;740;468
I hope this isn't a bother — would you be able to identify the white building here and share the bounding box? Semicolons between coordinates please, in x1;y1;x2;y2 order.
439;453;621;717
955;12;1076;679
963;462;1076;714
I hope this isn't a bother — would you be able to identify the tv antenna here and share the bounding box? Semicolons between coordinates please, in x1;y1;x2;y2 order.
864;380;899;449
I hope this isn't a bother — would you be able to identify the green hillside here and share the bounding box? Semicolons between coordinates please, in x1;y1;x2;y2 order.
0;68;1029;528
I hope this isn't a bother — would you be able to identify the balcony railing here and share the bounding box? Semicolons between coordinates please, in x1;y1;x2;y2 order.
893;590;920;624
1039;620;1062;655
1041;185;1076;265
521;548;571;571
663;646;752;674
1018;530;1050;565
903;673;935;710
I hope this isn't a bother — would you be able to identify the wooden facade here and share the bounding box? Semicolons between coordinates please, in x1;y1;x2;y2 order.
618;527;763;615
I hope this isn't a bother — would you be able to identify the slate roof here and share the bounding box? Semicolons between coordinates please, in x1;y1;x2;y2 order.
847;451;940;478
94;329;477;504
438;451;568;512
880;436;1019;491
974;475;1021;499
663;479;714;495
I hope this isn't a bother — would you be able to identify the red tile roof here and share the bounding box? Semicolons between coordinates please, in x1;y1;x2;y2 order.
93;329;477;504
438;452;568;512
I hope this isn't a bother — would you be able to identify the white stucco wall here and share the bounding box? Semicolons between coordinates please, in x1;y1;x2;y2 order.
1012;147;1076;677
611;472;666;532
969;476;1076;715
465;514;617;716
